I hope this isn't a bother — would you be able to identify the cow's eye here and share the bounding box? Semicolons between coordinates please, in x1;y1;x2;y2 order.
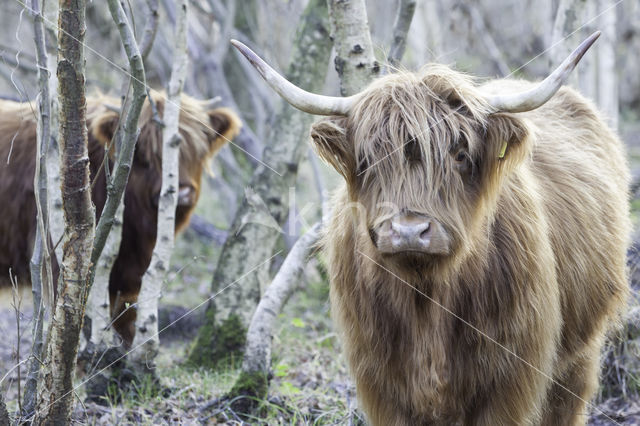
453;150;471;175
404;138;421;162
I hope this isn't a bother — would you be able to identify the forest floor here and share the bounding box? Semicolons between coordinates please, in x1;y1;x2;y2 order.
1;124;640;424
1;226;639;425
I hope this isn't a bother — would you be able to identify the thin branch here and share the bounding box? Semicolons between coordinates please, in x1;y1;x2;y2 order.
91;0;148;275
139;0;159;62
23;0;52;417
0;51;38;74
188;214;229;245
229;223;321;402
387;0;416;69
461;3;510;76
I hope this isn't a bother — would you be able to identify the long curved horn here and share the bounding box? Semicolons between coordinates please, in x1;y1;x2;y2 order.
484;31;601;113
230;39;357;116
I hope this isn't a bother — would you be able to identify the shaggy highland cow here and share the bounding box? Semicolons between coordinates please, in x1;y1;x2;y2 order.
233;32;630;425
0;92;240;345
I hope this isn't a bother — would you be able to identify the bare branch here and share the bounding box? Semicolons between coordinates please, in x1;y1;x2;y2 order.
188;214;229;245
91;0;148;271
23;0;52;417
228;223;321;408
139;0;159;62
461;3;510;76
387;0;416;69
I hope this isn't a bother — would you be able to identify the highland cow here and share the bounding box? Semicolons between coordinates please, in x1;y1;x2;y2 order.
0;92;241;345
233;32;630;425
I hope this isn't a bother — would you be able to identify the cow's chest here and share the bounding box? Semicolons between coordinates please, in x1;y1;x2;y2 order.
345;289;484;420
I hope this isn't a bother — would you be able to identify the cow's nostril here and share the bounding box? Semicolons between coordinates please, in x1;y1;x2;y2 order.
420;223;431;240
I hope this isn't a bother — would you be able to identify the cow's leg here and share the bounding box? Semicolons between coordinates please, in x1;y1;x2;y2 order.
540;346;600;426
109;290;138;347
355;381;415;426
464;358;554;426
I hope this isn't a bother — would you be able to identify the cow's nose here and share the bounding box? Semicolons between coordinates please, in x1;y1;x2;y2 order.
373;213;451;255
390;218;431;249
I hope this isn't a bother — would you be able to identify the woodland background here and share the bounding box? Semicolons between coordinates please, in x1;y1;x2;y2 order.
0;0;639;424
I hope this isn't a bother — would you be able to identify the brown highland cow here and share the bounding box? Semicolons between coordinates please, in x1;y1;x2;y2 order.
0;92;240;345
233;32;630;425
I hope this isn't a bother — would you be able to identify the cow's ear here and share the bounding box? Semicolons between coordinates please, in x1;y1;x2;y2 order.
207;107;242;155
310;117;355;181
90;110;120;146
483;113;530;178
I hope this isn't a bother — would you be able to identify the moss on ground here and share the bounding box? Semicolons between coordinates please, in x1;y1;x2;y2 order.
186;310;246;369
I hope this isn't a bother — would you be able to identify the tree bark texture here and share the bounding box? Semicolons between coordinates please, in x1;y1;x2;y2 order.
387;0;416;69
328;0;380;96
23;0;53;417
132;0;188;366
34;0;95;423
188;0;332;368
229;223;321;407
550;0;587;88
596;0;618;129
90;0;148;271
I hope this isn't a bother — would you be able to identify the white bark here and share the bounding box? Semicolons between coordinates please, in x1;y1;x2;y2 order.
387;0;416;69
577;0;597;99
23;0;53;416
131;0;188;366
551;0;587;88
85;202;122;349
328;0;380;95
240;223;321;376
44;2;62;308
596;0;618;129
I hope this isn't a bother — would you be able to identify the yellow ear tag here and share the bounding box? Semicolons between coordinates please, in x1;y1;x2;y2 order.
498;141;508;159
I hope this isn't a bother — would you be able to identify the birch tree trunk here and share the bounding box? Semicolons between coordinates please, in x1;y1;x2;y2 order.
387;0;416;69
550;0;587;88
34;0;96;422
596;0;618;129
131;0;188;368
23;0;53;417
188;0;332;368
328;0;380;95
227;223;321;414
44;0;62;306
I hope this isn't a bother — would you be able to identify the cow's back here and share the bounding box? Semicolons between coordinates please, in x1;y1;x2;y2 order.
524;86;630;363
0;100;38;286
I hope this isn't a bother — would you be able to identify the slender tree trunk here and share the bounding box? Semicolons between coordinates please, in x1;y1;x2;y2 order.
596;0;618;129
227;223;321;414
550;0;587;88
188;0;332;368
23;0;53;417
44;0;62;307
387;0;417;69
34;0;95;423
131;0;188;367
328;0;380;95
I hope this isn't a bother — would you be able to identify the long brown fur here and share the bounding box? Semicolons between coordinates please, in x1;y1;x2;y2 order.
0;91;241;345
311;66;630;425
